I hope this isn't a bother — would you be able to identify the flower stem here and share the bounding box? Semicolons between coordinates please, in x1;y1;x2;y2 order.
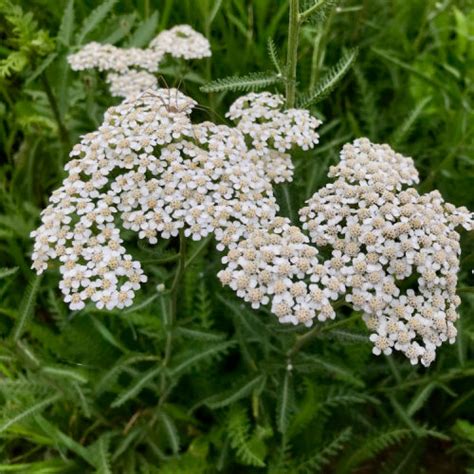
287;308;358;359
285;0;300;108
161;229;187;395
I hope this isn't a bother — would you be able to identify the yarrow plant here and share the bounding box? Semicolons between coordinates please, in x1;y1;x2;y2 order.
67;24;211;98
31;18;473;370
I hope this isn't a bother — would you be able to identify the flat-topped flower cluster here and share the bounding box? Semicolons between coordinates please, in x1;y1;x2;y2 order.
68;25;211;98
218;137;473;366
31;90;322;312
31;84;472;366
227;92;322;183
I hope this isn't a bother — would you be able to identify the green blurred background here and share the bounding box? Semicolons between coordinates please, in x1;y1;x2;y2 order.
0;0;473;472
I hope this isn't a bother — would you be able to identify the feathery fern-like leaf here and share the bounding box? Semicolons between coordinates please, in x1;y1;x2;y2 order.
295;427;352;473
298;48;358;108
0;267;18;279
299;0;339;23
228;406;266;467
354;66;377;139
168;341;235;377
159;412;180;454
205;374;266;409
276;370;293;434
57;0;74;46
200;71;283;93
76;0;117;44
13;274;42;342
92;434;112;474
391;96;431;146
267;38;282;75
111;366;161;408
0;393;61;434
125;11;158;47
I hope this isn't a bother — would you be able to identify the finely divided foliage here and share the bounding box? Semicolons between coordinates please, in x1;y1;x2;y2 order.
1;0;474;472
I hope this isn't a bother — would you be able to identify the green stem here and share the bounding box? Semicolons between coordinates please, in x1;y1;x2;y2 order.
164;229;187;367
458;287;474;294
185;235;211;269
285;0;300;108
287;308;358;359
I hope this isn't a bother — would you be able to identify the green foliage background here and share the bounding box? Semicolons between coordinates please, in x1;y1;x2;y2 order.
0;0;474;472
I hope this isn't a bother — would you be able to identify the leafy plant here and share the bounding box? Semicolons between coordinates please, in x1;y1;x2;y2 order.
0;0;473;472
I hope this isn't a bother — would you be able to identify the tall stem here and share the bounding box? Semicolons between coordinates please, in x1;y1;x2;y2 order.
285;0;300;108
163;228;187;369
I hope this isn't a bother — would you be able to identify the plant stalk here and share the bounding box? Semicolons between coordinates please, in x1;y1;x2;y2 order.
287;309;358;359
163;228;187;370
285;0;300;107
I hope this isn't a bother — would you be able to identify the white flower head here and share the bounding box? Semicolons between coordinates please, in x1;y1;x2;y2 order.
149;25;211;60
226;92;322;183
31;88;279;311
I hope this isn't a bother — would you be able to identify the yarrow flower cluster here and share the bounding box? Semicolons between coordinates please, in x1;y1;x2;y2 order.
67;42;163;73
149;25;211;60
68;25;211;98
106;71;158;98
218;217;341;326
218;137;472;366
226;92;322;183
301;139;472;366
31;89;279;311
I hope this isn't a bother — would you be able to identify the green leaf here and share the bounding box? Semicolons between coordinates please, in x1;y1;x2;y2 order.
296;354;365;387
407;382;436;417
391;96;431;146
453;419;474;442
76;0;118;44
91;316;129;352
13;274;42;342
0;459;74;472
207;0;224;26
126;11;159;47
111;366;161;408
159;412;180;454
298;48;358;107
168;341;235;377
205;374;266;409
0;393;61;433
228;406;266;467
295;427;352;473
175;327;226;342
267;37;282;75
0;267;18;279
276;370;293;434
42;365;89;384
34;415;91;463
299;0;338;23
94;435;112;474
25;52;58;85
200;71;283;93
95;354;159;395
102;13;136;45
58;0;74;46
